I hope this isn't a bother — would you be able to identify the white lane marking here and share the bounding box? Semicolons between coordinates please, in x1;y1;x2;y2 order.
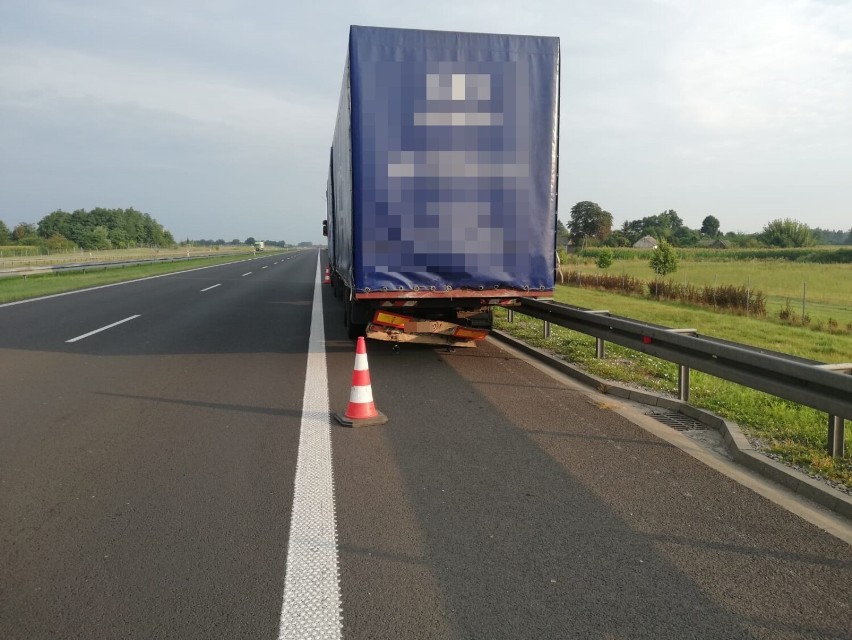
263;266;269;270
242;272;252;277
0;257;257;308
278;252;342;639
200;284;221;292
66;315;141;343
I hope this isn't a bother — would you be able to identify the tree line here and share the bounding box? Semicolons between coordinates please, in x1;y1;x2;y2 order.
189;238;293;248
0;208;176;251
561;201;852;249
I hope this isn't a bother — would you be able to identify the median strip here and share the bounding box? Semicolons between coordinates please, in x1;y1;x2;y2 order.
66;315;141;343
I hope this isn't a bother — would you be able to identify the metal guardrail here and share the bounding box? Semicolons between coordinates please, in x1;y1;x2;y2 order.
0;252;254;279
510;299;852;457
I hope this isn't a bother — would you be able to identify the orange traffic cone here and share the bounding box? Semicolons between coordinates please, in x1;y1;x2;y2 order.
324;266;331;284
334;337;388;427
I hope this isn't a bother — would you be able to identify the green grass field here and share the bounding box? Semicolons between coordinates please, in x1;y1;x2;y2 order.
0;252;258;304
495;282;852;489
566;255;852;329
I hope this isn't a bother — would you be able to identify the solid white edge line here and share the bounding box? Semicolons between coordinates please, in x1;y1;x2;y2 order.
278;250;342;639
66;315;141;343
200;284;221;292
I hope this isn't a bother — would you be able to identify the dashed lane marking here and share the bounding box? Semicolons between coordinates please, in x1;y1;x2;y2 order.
66;315;141;343
200;284;221;292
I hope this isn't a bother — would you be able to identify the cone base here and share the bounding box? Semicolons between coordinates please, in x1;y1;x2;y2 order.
334;411;389;428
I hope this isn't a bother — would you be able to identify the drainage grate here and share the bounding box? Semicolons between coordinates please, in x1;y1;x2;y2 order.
645;409;708;432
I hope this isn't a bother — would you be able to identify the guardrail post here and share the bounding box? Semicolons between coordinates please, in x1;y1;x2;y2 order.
820;364;851;458
588;311;609;359
665;329;698;402
543;320;551;338
678;365;690;402
507;309;514;323
828;415;845;458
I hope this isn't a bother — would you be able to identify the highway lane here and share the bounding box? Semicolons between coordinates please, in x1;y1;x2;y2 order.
2;249;851;639
1;250;314;639
329;341;852;639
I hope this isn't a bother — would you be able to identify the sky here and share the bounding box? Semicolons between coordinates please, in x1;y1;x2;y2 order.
1;0;850;245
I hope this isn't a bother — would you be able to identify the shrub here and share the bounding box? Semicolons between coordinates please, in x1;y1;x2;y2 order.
565;270;766;316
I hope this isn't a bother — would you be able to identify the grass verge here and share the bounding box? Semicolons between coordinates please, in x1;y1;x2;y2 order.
0;253;255;304
567;258;852;328
494;285;852;490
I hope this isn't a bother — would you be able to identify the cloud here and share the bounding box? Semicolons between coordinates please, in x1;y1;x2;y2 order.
0;44;332;140
2;1;850;238
666;0;852;134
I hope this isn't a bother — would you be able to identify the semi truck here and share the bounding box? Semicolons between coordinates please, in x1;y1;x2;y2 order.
324;25;560;345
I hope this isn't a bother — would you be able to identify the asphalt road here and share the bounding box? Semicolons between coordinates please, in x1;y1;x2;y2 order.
1;250;850;639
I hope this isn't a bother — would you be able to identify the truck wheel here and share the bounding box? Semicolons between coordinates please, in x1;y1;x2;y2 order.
344;293;366;339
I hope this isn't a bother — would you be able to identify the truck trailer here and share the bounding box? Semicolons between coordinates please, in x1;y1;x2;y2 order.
325;25;560;345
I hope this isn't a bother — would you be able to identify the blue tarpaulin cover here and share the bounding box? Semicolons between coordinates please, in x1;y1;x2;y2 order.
329;25;560;295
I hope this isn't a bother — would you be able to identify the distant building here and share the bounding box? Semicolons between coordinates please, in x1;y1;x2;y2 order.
633;235;658;249
698;238;728;249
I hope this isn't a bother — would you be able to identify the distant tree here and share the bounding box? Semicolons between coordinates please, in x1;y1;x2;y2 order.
567;201;613;245
657;209;683;234
724;231;762;248
673;227;700;247
649;240;678;278
700;215;721;237
603;230;631;247
0;219;10;244
84;226;111;250
12;222;37;242
37;209;72;239
46;233;75;252
34;207;175;248
812;228;848;245
760;218;816;248
596;247;614;270
141;214;165;246
621;209;689;245
109;228;129;249
65;209;89;245
847;229;852;245
556;218;570;247
245;237;256;246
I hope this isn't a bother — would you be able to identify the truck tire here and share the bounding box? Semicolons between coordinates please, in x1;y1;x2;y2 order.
344;293;366;340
